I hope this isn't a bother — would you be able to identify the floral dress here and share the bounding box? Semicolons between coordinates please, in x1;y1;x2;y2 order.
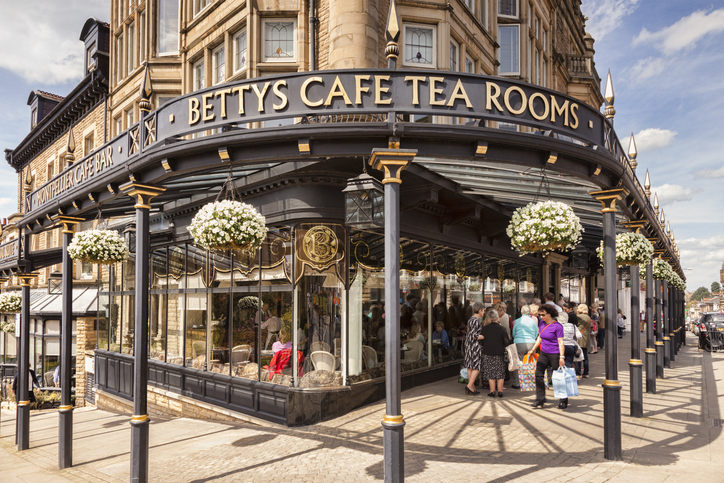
464;316;483;371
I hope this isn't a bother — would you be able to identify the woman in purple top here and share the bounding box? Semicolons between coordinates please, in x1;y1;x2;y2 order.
527;304;564;409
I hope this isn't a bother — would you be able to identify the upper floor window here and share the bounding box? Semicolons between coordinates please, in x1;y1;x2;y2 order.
481;0;489;29
84;133;95;157
114;117;123;137
139;11;147;63
498;25;519;75
233;29;248;73
403;23;436;67
126;108;135;128
193;0;210;17
193;59;205;91
212;45;225;85
450;40;459;71
117;0;125;24
116;33;124;83
498;0;518;18
128;21;136;73
31;107;37;129
158;0;180;55
86;42;97;72
465;56;475;74
464;0;475;11
263;20;296;61
46;161;55;183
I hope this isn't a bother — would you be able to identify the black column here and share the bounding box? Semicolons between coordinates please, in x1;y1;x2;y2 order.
16;273;35;451
663;280;670;368
58;218;81;468
645;262;656;393
655;279;664;378
668;284;676;362
629;264;643;417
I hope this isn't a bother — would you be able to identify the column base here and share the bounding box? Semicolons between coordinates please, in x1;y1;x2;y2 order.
130;416;150;483
17;401;30;451
603;380;622;461
656;342;664;378
645;349;656;394
629;361;643;418
58;406;73;468
669;334;676;362
382;416;405;483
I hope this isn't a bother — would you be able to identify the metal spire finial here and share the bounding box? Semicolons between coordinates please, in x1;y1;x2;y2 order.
644;170;651;197
64;127;76;165
660;209;665;227
24;167;33;192
653;192;659;214
139;63;153;113
666;221;671;236
628;132;637;170
604;70;616;120
385;1;400;67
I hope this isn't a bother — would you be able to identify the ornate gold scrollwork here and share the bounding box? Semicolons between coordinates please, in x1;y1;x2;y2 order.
303;225;339;265
455;252;466;280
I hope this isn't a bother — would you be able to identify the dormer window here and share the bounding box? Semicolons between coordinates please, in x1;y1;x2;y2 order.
86;42;97;72
31;107;37;129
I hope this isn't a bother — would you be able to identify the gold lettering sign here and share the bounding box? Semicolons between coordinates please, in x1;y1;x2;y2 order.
302;226;339;265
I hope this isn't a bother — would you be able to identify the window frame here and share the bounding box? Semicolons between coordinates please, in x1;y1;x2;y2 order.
192;58;205;91
498;24;520;76
232;28;248;74
139;10;146;63
158;0;180;56
481;0;489;30
449;39;459;71
212;44;225;85
402;22;437;68
116;33;124;83
127;21;136;74
261;18;297;62
498;0;519;19
193;0;210;18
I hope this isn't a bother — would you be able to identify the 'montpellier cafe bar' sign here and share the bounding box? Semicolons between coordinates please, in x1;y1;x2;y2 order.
26;69;604;215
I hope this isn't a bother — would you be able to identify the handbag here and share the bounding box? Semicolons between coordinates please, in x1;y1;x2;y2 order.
505;344;519;371
518;353;538;391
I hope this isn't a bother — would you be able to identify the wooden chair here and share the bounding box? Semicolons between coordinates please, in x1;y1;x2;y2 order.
402;340;424;362
361;345;377;369
310;351;336;372
310;341;331;353
191;340;206;359
230;345;251;365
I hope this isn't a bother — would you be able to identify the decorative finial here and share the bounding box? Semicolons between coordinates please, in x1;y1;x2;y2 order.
64;128;76;165
644;169;651;197
139;63;153;113
24;168;32;192
628;133;637;170
660;209;665;227
666;221;671;236
604;70;615;120
385;1;400;67
653;192;659;215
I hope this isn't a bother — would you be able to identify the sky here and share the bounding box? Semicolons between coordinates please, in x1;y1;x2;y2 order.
0;0;721;292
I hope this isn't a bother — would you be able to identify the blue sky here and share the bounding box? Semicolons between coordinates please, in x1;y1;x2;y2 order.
0;0;720;292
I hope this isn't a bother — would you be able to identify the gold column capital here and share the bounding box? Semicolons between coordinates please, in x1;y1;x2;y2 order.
17;273;38;286
589;188;628;213
52;215;85;234
369;148;417;184
119;182;166;210
622;220;647;233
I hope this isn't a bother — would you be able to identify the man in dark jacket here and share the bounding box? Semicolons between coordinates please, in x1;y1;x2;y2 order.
12;364;40;403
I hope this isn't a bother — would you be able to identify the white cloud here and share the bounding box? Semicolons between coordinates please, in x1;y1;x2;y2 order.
629;56;669;80
695;166;724;178
0;198;14;208
0;1;109;85
634;128;677;152
633;8;724;55
650;184;702;206
582;0;640;42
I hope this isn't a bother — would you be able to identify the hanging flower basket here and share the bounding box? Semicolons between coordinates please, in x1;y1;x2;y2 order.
0;292;21;314
651;259;675;281
68;229;129;265
506;201;583;255
188;200;267;251
596;232;654;267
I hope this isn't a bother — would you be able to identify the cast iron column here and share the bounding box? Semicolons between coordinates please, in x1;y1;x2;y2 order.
645;261;655;393
591;188;626;461
56;217;82;467
655;279;664;378
370;147;416;483
629;263;643;417
16;272;38;451
663;280;670;368
121;183;165;483
668;283;676;362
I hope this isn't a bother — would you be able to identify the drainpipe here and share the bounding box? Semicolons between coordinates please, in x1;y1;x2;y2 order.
309;0;316;70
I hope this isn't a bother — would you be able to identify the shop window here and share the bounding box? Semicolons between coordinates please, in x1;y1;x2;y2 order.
158;0;180;55
193;0;210;17
498;25;520;75
450;40;459;71
128;21;136;73
212;44;225;85
262;19;296;61
403;23;436;67
498;0;518;18
233;28;248;73
193;58;205;91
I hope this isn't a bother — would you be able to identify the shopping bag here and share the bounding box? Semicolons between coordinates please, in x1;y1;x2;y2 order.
506;345;519;371
519;353;538;391
564;367;579;397
552;367;569;399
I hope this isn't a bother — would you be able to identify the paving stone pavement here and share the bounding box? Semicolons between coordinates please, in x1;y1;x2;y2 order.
1;332;722;482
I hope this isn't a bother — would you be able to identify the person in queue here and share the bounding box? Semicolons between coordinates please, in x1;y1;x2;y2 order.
432;321;449;348
272;325;293;354
558;310;581;409
510;304;538;389
590;304;600;353
576;304;592;378
543;292;563;314
527;305;565;409
494;301;512;339
463;301;486;395
480;308;512;397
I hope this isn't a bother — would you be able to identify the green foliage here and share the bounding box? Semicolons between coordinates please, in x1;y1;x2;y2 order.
712;282;721;293
691;286;711;302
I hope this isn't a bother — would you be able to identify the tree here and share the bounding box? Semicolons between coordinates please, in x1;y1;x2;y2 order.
712;282;721;294
691;286;711;302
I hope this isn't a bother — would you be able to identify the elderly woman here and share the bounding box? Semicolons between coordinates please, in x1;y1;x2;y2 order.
576;304;592;378
527;304;564;409
494;301;512;338
510;305;538;389
432;321;449;347
463;301;486;395
480;308;512;397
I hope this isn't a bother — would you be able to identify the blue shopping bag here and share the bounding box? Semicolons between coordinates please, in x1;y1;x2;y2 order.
552;367;568;398
564;367;579;397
